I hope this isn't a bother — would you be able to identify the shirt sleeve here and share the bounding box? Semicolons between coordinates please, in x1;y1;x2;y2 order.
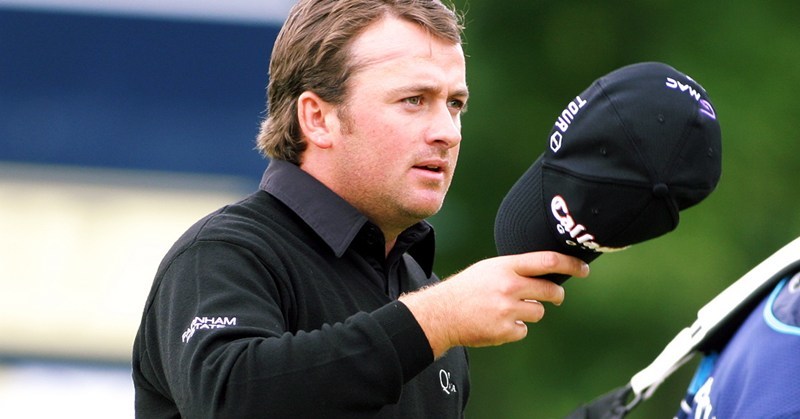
136;239;434;418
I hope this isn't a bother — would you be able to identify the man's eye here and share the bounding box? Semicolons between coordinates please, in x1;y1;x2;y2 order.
404;96;422;106
448;99;467;113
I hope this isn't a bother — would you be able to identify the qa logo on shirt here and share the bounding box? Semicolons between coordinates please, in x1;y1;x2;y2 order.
439;369;457;395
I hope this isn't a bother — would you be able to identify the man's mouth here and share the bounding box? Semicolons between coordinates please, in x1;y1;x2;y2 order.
413;159;447;174
415;164;442;173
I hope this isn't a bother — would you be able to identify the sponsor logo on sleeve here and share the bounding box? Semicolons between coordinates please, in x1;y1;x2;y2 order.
181;316;237;343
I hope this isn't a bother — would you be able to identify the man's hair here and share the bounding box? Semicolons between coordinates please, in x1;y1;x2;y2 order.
255;0;464;164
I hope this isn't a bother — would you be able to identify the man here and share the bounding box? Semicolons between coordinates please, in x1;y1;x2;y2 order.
132;1;589;417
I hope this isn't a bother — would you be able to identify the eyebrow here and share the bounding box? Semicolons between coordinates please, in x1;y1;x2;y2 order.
389;83;469;100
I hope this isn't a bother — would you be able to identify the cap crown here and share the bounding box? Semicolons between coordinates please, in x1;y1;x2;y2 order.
495;62;722;282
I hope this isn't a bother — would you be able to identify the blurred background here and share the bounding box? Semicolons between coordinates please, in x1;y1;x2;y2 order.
1;1;799;418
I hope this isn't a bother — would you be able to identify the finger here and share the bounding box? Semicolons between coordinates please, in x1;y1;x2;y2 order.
511;251;590;279
510;320;528;342
516;299;546;323
516;278;564;306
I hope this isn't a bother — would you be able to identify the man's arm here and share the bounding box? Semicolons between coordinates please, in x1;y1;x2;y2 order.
136;242;586;417
400;251;590;358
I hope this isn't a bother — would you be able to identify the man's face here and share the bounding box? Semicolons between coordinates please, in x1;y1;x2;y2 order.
323;16;468;235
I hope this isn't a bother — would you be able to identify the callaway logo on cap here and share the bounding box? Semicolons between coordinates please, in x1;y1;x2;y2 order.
494;62;722;284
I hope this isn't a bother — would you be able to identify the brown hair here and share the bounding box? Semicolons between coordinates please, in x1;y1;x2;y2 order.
255;0;464;164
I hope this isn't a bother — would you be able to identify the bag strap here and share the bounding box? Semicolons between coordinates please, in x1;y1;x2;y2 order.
628;235;800;404
565;235;800;418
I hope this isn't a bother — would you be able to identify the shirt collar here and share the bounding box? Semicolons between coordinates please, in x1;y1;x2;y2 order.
259;159;435;276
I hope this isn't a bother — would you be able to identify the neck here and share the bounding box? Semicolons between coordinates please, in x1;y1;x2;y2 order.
384;236;398;258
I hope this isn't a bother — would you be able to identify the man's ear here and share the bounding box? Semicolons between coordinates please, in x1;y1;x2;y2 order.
297;91;336;149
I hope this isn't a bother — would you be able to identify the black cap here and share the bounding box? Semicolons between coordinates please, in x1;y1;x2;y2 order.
494;62;722;283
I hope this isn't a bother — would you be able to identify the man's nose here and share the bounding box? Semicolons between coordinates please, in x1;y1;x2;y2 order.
426;104;462;148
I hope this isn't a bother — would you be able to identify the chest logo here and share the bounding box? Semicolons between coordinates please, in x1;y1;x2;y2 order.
439;369;457;395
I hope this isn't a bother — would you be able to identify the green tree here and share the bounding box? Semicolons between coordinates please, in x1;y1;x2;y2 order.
434;1;800;417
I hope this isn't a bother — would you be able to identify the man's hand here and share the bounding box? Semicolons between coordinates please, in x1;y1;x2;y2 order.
399;251;590;358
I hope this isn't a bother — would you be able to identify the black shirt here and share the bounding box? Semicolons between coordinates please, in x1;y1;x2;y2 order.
132;160;470;418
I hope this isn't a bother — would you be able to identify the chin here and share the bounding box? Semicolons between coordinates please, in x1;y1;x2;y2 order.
396;189;447;219
408;201;445;220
